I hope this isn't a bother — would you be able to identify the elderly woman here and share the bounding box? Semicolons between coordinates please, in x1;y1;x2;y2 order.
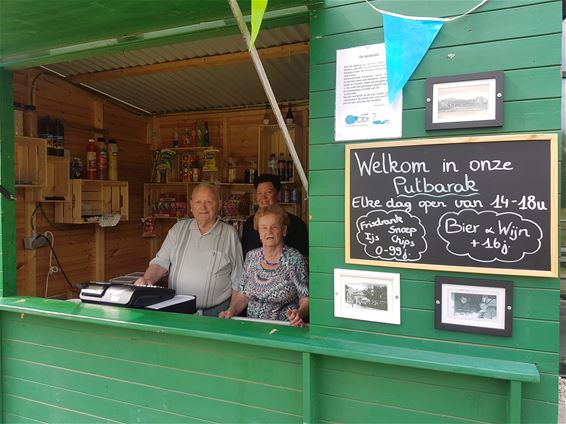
219;204;309;326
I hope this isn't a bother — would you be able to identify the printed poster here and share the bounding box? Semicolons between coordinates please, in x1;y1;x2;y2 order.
335;43;402;142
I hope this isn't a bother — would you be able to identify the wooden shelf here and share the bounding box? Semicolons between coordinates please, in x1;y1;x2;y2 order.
55;180;129;224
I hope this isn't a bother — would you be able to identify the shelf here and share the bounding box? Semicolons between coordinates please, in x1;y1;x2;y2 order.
168;146;221;152
55;180;129;224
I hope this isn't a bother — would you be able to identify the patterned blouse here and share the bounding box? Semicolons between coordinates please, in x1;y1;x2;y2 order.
240;246;309;321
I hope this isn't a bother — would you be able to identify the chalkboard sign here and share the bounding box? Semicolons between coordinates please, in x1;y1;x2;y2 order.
346;134;558;277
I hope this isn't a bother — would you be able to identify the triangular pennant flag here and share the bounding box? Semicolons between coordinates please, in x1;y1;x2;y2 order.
383;14;443;103
250;0;269;49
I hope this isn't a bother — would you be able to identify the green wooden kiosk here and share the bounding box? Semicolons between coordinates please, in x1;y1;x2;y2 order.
0;1;561;422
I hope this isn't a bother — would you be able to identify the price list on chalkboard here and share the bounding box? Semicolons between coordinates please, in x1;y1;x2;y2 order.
346;135;558;277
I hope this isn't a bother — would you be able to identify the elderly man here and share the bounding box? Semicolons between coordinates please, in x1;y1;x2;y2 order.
135;183;243;316
241;174;308;259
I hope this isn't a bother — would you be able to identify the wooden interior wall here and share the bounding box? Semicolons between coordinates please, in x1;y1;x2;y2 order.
13;70;309;297
308;0;561;422
150;105;309;249
14;70;152;298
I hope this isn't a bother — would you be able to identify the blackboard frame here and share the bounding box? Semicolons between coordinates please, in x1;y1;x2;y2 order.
345;134;558;277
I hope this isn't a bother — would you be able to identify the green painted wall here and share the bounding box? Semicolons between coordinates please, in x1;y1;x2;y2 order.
308;0;562;423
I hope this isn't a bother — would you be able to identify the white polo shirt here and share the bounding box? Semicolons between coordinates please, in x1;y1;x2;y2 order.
150;219;243;309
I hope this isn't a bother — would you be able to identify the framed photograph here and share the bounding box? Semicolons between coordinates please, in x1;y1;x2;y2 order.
435;277;513;336
425;71;504;130
334;268;400;324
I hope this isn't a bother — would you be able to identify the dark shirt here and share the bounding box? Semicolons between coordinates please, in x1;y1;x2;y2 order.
241;212;308;259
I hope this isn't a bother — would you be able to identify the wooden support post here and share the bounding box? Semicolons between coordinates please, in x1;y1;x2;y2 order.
508;380;522;423
95;225;105;280
302;352;315;423
23;190;37;296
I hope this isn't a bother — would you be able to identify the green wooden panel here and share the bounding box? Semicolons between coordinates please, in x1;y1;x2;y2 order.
316;356;558;404
309;222;344;247
310;143;344;170
308;246;560;290
0;68;16;297
521;397;559;424
310;271;560;321
310;0;556;38
4;413;46;423
315;393;476;423
309;99;562;146
4;375;301;424
310;298;559;352
0;314;303;389
5;394;115;423
308;169;344;196
309;195;344;222
316;366;507;422
310;325;558;375
310;66;563;114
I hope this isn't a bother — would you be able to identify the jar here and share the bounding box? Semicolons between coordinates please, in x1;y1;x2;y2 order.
23;105;38;137
13;103;24;136
191;167;200;182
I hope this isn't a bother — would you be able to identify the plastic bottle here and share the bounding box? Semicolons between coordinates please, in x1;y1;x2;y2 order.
97;137;108;180
108;139;118;181
86;139;97;180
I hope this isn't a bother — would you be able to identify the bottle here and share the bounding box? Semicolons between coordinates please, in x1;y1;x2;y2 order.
262;105;270;125
13;102;24;136
108;139;118;181
248;160;257;184
183;128;190;146
227;158;237;183
173;131;179;148
268;153;277;175
54;118;64;149
283;185;290;203
97;137;108;180
285;104;294;125
278;153;286;181
23;105;38;137
191;122;198;146
203;121;210;146
197;121;204;147
287;155;293;181
86;139;97;180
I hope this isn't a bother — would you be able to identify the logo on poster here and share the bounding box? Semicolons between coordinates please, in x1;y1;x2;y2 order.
345;114;370;125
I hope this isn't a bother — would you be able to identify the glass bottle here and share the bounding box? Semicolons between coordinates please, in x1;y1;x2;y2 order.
268;153;277;175
285;104;294;125
287;155;293;181
173;131;179;148
278;153;286;181
203;121;210;146
97;137;108;180
197;121;204;147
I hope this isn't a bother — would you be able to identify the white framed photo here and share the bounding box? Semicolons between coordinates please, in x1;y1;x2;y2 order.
334;268;400;324
435;277;513;337
425;71;503;130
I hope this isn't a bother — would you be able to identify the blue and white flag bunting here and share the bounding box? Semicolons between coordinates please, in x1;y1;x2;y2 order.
365;0;489;104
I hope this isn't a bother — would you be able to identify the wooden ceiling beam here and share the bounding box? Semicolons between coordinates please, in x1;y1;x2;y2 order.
67;42;309;84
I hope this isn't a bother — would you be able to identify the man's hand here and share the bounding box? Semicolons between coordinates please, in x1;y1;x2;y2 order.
134;277;153;286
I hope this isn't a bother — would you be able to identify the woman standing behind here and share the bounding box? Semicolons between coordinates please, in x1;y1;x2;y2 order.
219;204;309;326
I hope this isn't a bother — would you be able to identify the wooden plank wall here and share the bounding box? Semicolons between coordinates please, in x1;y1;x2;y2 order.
308;0;561;422
14;70;153;297
1;313;304;423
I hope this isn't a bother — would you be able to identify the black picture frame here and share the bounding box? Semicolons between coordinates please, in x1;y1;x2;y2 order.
435;276;513;337
425;71;504;130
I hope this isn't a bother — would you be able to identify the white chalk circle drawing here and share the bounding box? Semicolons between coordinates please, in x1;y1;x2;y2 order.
437;209;542;263
356;209;427;261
